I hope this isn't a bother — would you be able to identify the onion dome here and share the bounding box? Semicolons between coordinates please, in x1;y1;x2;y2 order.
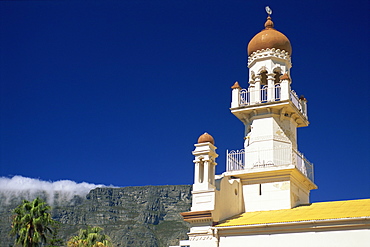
198;132;215;145
247;16;292;56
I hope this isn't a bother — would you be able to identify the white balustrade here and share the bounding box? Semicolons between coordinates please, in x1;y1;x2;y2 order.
226;149;245;171
236;85;307;117
226;147;314;182
240;89;249;106
239;84;281;106
290;90;300;111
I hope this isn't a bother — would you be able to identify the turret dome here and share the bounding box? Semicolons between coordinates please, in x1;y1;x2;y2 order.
247;16;292;56
197;132;214;145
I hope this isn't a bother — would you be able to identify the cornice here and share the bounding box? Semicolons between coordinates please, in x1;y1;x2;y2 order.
181;210;213;223
248;48;291;68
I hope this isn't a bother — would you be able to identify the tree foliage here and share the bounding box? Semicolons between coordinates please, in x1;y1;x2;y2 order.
10;197;58;247
67;226;113;247
47;221;64;246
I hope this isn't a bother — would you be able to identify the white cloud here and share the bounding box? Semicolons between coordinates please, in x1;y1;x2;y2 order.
0;175;113;205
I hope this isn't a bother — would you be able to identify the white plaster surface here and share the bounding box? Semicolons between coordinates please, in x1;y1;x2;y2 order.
218;229;370;247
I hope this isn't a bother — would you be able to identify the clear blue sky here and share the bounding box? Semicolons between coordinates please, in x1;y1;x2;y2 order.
1;0;369;203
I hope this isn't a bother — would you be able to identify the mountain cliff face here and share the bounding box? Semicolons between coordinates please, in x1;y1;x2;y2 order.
0;185;192;247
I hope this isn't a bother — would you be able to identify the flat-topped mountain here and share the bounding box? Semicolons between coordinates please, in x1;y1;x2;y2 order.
0;185;192;247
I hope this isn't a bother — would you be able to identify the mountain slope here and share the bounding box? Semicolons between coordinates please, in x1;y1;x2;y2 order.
0;185;192;247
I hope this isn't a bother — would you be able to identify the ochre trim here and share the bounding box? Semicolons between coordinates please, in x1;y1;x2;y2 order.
181;210;212;223
280;73;290;81
231;81;241;89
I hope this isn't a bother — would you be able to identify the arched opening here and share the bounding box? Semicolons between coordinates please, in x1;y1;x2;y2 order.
274;72;281;84
273;68;282;100
273;68;282;84
199;160;204;183
208;163;214;184
260;71;267;87
261;85;268;103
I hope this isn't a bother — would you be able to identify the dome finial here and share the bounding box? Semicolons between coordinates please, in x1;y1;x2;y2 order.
247;6;291;56
265;6;272;16
264;6;274;29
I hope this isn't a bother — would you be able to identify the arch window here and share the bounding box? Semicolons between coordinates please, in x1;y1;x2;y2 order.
261;85;268;103
275;84;281;100
260;71;268;86
273;67;282;84
198;160;204;183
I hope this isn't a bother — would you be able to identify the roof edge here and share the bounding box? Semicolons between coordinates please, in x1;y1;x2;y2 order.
214;217;370;235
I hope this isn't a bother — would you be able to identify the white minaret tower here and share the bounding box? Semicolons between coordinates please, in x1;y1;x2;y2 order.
177;8;319;247
191;132;218;212
181;133;242;246
228;7;317;212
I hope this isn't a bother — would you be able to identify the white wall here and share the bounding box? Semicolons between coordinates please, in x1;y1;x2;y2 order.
243;180;291;212
219;229;370;247
213;176;243;222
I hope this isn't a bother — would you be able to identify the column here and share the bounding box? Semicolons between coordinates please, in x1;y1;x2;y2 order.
280;79;290;100
203;160;209;187
267;73;275;101
254;75;261;103
193;161;200;184
231;82;241;108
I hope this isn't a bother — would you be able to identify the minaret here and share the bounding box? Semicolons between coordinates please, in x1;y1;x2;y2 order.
178;8;319;247
181;133;242;245
191;132;218;211
228;8;317;212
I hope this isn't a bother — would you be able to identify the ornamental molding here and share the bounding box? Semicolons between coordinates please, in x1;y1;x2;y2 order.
273;134;291;143
181;210;212;223
249;134;291;144
189;235;215;241
248;48;291;67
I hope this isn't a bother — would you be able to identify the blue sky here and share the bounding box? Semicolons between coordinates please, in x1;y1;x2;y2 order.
0;0;369;203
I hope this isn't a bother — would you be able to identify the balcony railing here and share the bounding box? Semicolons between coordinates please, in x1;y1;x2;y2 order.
239;84;281;106
290;90;305;114
226;149;245;171
238;86;307;117
226;147;314;182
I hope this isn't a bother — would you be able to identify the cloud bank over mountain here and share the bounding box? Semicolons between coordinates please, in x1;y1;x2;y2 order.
0;175;113;205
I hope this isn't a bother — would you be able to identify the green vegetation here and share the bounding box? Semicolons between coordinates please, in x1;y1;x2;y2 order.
67;226;112;247
10;197;58;247
47;222;64;247
0;185;192;246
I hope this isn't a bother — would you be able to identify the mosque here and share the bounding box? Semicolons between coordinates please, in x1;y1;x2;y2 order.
171;7;370;247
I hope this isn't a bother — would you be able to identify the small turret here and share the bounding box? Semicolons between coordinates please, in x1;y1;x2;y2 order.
192;132;218;198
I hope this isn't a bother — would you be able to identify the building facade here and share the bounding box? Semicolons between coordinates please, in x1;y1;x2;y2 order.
171;8;370;247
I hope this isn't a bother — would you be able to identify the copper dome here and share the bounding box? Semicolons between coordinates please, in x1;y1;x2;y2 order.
247;17;292;56
197;132;215;145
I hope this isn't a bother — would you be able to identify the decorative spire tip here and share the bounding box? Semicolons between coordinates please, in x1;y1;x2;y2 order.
264;6;274;29
265;6;272;16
